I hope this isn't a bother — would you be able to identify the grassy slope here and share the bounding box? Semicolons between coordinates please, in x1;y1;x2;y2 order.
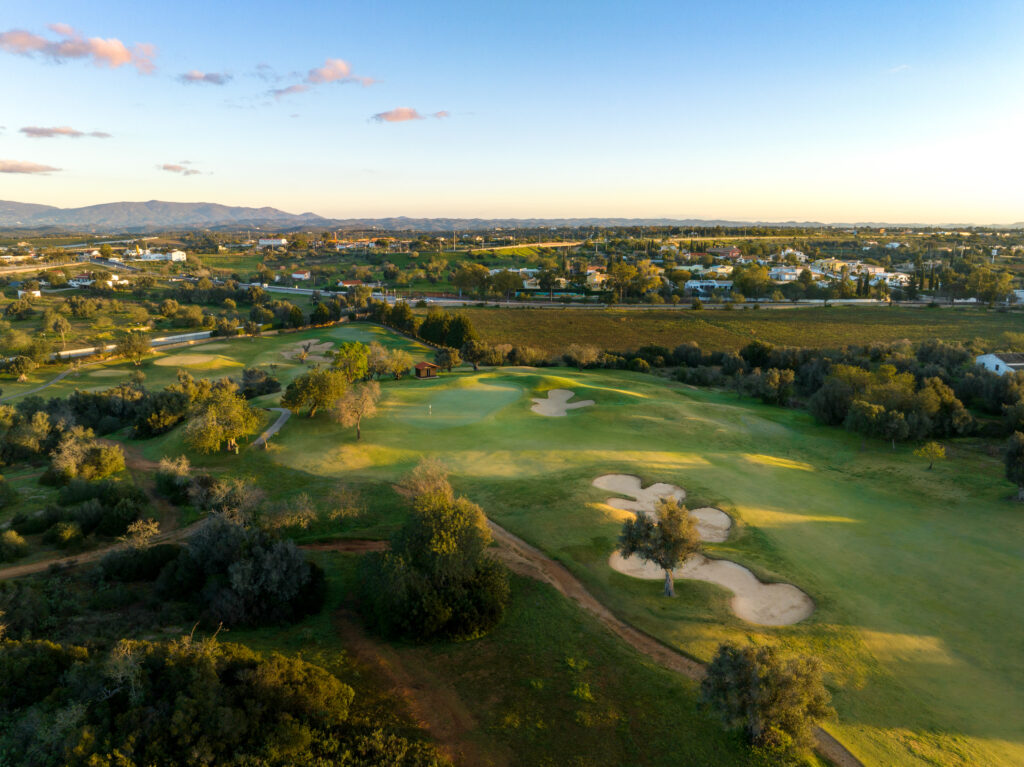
257;365;1024;767
231;553;774;767
458;305;1024;354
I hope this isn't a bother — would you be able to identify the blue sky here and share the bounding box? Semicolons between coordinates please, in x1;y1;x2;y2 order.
1;0;1022;222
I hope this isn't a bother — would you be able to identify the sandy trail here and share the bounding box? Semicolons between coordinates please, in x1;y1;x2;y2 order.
530;388;594;416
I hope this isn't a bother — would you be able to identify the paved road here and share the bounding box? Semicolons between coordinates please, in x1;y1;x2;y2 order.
253;407;291;448
0;366;79;402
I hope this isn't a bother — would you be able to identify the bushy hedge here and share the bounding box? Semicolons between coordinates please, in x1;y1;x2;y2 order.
0;638;447;767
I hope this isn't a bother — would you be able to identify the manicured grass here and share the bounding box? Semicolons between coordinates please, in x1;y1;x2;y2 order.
1;321;434;404
255;366;1024;767
232;553;775;767
457;305;1024;355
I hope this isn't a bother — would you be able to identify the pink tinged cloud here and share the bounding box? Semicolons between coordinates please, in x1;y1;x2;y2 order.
0;160;61;174
305;58;351;83
179;70;231;85
20;126;111;139
160;163;200;176
372;108;450;123
0;24;156;73
270;83;309;99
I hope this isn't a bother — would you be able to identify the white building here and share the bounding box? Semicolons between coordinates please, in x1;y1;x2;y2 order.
685;279;733;293
17;289;42;299
292;270;311;281
769;266;804;282
976;353;1024;375
258;238;289;249
136;250;187;262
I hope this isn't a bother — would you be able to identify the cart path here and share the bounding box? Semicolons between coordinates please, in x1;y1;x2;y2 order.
0;367;79;402
253;407;291;448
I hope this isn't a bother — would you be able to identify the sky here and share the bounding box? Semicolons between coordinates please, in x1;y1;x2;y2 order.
1;0;1022;223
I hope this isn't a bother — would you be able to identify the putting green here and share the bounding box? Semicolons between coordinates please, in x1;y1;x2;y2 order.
386;376;524;429
153;353;244;369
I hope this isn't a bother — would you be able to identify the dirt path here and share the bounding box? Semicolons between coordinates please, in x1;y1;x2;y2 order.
333;608;509;767
300;540;388;553
0;519;204;580
253;407;291;448
484;520;864;767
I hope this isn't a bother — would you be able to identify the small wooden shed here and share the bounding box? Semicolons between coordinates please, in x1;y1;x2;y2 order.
415;361;440;379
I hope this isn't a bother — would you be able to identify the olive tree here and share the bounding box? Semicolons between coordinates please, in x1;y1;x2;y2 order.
281;368;347;417
183;386;261;453
700;643;833;759
331;381;380;440
617;497;701;597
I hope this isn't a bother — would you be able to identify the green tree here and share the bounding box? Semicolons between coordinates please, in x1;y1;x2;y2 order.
914;441;946;470
617;498;701;597
183;386;261;453
700;643;833;759
115;331;151;366
488;269;523;299
460;339;490;371
359;462;510;640
281;368;348;417
332;341;369;382
1005;431;1024;501
390;349;414;379
434;347;461;372
331;381;380;440
444;313;476;348
452;263;490;296
47;314;71;350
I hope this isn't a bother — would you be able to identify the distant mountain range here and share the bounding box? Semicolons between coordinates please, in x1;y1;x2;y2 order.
0;200;1019;233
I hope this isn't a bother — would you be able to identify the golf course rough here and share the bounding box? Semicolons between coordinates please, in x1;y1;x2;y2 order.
594;473;814;626
530;388;595;416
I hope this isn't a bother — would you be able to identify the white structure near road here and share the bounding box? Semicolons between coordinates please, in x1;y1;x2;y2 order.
976;353;1024;375
258;238;288;248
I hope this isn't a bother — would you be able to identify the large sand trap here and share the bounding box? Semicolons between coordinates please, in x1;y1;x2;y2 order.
530;388;594;417
89;369;130;378
609;551;814;626
592;474;733;542
154;354;219;367
281;339;335;363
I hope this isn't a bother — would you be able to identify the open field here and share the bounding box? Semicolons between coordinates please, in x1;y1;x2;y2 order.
455;305;1024;354
174;355;1023;767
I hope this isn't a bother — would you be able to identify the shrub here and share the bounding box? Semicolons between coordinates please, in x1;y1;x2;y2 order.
100;543;181;582
359;467;509;641
0;530;28;562
43;520;83;549
628;357;651;373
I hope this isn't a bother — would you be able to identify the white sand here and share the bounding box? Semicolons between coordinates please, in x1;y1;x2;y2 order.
154;354;219;366
281;339;334;363
530;388;595;417
689;507;733;543
89;369;130;377
609;552;814;626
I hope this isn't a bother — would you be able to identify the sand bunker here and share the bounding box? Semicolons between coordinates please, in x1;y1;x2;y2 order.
609;552;814;626
154;354;219;367
596;473;811;624
89;369;130;378
593;474;734;542
531;389;594;417
281;339;335;363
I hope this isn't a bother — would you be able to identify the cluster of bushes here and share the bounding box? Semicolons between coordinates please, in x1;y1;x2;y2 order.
10;479;146;546
0;637;447;767
0;404;126;481
359;461;509;641
155;515;325;627
566;337;1024;445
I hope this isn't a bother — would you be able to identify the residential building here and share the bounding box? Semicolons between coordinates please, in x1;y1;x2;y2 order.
976;353;1024;375
258;238;289;248
292;270;311;281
